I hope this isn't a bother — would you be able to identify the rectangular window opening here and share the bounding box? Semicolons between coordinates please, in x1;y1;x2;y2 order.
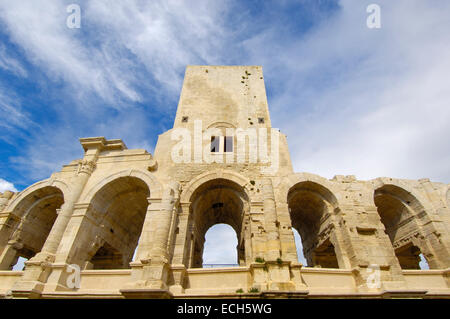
211;136;220;152
224;136;233;152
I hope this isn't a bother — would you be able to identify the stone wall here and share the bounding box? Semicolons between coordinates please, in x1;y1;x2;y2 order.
0;66;449;298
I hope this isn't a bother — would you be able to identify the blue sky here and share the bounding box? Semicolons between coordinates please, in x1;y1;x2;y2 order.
1;0;449;266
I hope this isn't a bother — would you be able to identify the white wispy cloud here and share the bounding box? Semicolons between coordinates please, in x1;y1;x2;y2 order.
0;1;139;105
2;1;448;183
0;86;36;145
0;0;232;108
0;0;236;181
0;0;448;265
244;0;450;182
0;178;17;192
0;43;27;77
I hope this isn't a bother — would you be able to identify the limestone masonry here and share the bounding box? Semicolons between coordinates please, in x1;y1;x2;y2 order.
0;66;449;298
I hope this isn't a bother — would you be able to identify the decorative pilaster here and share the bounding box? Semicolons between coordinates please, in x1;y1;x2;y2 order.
171;202;191;266
149;181;180;262
121;182;180;297
261;178;281;261
10;140;101;297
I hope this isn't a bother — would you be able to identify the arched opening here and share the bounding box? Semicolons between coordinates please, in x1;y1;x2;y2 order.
0;186;64;270
394;243;430;270
188;178;249;268
374;184;430;269
202;224;238;267
81;176;149;270
288;181;340;268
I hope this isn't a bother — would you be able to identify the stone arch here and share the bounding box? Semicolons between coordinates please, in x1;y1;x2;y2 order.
286;178;342;268
206;121;236;129
372;178;437;269
184;173;250;268
181;169;251;203
4;178;70;215
371;178;436;216
80;168;162;203
276;173;342;207
69;175;151;269
0;181;66;270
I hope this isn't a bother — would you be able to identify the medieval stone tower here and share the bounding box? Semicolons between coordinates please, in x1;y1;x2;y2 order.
0;66;449;298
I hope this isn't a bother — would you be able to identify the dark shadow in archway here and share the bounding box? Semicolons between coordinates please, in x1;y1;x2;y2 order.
374;184;431;269
0;186;63;270
80;176;149;270
288;181;340;268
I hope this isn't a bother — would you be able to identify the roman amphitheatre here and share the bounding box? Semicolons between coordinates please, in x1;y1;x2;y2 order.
0;66;449;298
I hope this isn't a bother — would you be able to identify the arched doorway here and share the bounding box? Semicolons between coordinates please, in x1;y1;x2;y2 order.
80;176;149;269
288;181;340;268
0;186;64;270
188;178;249;268
374;184;432;269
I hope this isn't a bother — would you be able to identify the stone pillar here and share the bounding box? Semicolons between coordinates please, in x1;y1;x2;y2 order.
41;161;95;257
338;203;406;292
149;182;180;261
121;182;180;297
171;202;190;266
260;179;296;291
0;240;22;270
0;211;20;269
168;202;190;294
328;220;352;269
276;202;298;263
42;203;98;292
249;201;266;262
0;191;17;266
261;178;281;261
133;197;161;262
10;150;98;297
418;179;450;268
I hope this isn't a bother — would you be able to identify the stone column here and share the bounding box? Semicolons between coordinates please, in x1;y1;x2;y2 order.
40;160;95;257
276;202;298;263
11;150;98;297
261;178;281;261
132;197;161;263
0;210;20;269
121;182;180;297
0;240;22;270
338;203;406;292
260;179;296;291
171;202;190;266
149;182;180;262
249;201;266;262
168;202;190;294
418;179;450;268
0;191;16;265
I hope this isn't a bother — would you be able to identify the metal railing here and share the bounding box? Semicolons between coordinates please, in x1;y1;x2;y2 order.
202;264;239;268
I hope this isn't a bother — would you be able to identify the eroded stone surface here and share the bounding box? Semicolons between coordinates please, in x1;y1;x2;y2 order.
0;66;449;298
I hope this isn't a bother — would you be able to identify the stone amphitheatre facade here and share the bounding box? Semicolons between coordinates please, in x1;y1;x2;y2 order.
0;66;449;298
